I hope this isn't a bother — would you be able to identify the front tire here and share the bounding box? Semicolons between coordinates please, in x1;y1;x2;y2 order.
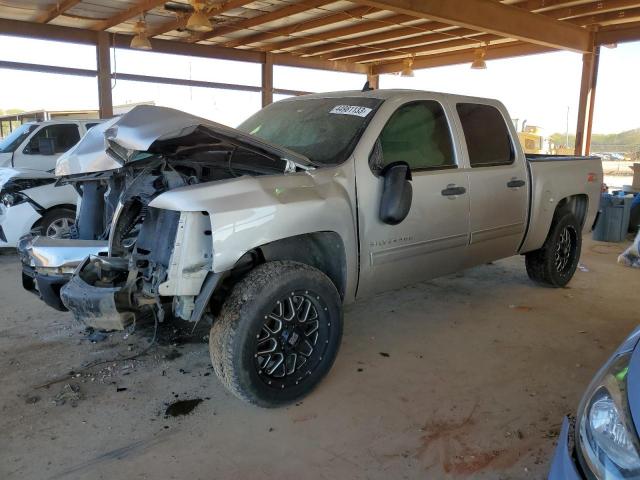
209;261;343;407
525;209;582;287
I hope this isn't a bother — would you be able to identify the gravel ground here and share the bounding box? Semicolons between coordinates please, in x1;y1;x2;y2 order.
0;236;637;480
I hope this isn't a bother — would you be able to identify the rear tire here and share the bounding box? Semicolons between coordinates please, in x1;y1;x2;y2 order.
525;209;581;287
209;261;343;407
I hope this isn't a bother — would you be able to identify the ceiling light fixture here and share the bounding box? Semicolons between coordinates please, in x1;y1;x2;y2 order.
130;19;152;50
471;45;487;69
186;0;213;32
401;57;415;77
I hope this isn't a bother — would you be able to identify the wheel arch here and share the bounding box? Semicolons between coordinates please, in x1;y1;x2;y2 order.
31;204;77;230
555;194;589;227
230;231;348;300
520;193;590;254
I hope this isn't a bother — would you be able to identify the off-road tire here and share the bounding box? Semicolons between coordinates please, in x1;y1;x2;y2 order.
525;209;582;287
209;261;343;407
39;208;75;239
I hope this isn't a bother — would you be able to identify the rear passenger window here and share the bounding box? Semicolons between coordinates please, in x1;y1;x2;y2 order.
457;103;514;167
374;101;455;172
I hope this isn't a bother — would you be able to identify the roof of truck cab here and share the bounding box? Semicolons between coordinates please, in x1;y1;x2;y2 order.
280;89;504;106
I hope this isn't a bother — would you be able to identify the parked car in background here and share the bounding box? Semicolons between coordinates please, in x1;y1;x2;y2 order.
19;91;602;407
0;168;77;247
549;326;640;479
0;119;100;171
0;120;101;248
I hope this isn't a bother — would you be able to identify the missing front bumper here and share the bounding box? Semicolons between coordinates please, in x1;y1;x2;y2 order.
60;256;136;331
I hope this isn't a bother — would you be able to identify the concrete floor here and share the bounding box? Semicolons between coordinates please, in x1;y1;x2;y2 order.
1;236;638;480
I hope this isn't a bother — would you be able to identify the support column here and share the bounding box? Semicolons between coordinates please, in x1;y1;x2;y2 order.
262;52;273;108
574;45;600;155
367;73;379;89
96;31;113;119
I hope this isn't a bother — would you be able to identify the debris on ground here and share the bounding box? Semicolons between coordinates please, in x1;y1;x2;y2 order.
379;352;390;357
578;263;589;272
509;305;533;312
164;398;203;418
86;330;108;343
618;231;640;268
24;395;40;404
53;383;83;407
164;349;182;361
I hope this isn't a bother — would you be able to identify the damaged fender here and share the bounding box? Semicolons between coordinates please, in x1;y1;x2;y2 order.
148;165;359;302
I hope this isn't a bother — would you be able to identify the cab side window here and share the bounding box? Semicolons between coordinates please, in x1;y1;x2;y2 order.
372;101;456;172
25;124;80;154
456;103;514;167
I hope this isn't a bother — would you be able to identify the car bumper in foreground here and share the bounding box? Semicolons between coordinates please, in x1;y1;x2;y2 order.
548;417;583;480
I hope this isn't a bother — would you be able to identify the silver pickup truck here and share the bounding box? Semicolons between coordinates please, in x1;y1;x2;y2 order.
18;90;602;407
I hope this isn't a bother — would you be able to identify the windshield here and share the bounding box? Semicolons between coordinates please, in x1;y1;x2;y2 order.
0;124;38;153
237;97;383;165
0;123;38;153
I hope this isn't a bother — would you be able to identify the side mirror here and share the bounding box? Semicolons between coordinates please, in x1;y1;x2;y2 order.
38;137;56;155
379;161;413;225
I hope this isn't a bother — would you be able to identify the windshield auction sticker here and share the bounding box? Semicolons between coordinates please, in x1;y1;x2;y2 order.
329;105;373;117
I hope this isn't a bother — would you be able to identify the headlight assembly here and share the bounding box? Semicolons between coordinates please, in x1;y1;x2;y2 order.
1;191;28;207
577;351;640;478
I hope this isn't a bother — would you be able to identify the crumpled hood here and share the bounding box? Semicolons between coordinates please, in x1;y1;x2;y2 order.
56;105;314;176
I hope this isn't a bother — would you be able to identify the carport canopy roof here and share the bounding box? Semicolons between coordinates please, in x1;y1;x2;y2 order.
1;0;640;75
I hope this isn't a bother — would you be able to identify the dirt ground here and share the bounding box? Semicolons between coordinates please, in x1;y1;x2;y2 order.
1;236;638;480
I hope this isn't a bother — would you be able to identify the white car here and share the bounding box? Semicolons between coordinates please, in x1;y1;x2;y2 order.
0;119;101;170
0;119;101;248
0;168;78;247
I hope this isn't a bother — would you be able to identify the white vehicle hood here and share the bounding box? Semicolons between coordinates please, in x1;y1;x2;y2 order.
56;105;315;176
0;167;56;191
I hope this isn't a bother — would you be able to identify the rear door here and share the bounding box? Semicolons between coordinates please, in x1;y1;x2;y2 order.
355;98;471;297
13;123;81;171
455;102;529;266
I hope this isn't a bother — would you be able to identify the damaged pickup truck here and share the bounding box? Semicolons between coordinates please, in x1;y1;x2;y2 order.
19;90;602;406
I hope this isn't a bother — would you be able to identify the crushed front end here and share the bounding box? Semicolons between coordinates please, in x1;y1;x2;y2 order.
18;105;312;331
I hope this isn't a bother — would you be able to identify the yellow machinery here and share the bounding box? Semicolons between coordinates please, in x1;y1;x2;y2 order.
514;121;572;155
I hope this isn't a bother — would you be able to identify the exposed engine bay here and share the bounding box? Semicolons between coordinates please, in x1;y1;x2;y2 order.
19;116;312;331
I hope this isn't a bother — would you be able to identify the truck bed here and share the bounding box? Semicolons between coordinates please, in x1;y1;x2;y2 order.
526;153;601;162
520;153;603;254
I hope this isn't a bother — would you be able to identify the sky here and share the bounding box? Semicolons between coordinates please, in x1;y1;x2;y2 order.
0;34;639;134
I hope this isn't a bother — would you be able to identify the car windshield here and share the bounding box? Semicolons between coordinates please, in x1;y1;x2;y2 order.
0;124;38;153
237;97;383;165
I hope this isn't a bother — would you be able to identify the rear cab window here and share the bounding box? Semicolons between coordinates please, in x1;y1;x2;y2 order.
372;100;456;173
456;103;514;167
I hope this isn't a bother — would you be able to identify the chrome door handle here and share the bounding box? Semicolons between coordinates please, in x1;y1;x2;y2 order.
507;179;526;188
441;184;467;197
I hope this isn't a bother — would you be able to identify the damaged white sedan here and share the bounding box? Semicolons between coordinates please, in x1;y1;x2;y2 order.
19;91;601;406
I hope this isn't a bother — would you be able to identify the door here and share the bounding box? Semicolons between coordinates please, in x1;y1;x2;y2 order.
13;124;81;171
356;100;470;297
455;103;529;266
